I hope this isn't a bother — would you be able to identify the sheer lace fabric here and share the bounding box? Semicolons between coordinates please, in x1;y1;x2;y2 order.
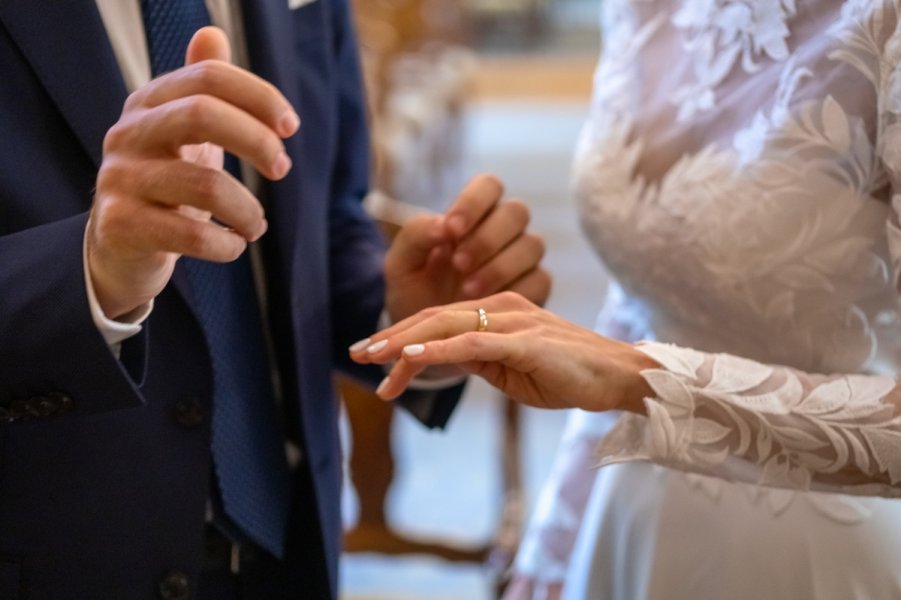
507;0;901;597
579;0;901;495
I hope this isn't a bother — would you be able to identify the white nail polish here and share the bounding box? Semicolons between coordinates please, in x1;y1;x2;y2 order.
376;376;391;396
349;338;371;353
367;339;389;353
403;344;425;357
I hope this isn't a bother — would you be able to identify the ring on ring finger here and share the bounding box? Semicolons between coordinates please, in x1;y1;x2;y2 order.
477;308;489;332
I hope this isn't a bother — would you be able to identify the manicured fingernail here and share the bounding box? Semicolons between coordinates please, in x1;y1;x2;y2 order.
280;111;301;136
376;376;391;396
452;252;472;271
448;215;466;236
462;279;482;298
367;339;388;353
403;344;425;357
272;151;292;178
349;337;371;353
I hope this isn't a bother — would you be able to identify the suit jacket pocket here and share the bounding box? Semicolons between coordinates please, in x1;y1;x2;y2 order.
0;555;21;599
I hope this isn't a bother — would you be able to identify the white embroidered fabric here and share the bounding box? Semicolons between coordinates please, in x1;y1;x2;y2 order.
506;1;901;598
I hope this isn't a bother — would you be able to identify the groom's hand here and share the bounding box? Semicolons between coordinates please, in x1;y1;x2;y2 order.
384;174;551;322
86;26;300;319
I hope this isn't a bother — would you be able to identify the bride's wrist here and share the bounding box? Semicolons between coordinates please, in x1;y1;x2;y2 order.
617;345;659;415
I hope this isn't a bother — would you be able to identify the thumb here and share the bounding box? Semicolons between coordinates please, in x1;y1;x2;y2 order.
185;26;231;65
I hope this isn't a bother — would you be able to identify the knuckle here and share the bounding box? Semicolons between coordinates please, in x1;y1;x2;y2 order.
460;331;485;349
182;95;214;126
96;157;130;191
498;290;527;307
92;197;134;244
191;61;224;88
421;306;443;319
182;223;212;256
102;122;131;154
434;311;457;331
122;89;145;112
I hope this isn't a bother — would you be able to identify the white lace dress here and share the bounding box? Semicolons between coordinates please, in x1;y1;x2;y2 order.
507;1;901;598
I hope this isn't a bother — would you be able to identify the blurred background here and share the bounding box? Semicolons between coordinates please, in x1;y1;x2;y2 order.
340;1;608;598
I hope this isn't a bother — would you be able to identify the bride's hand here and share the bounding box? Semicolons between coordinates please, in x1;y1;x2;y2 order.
349;291;658;412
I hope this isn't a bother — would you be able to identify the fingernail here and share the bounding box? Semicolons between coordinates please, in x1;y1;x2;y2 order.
448;215;466;236
452;252;472;272
376;376;391;396
280;111;301;136
403;344;425;357
367;339;388;354
349;337;371;353
272;151;292;178
463;279;482;298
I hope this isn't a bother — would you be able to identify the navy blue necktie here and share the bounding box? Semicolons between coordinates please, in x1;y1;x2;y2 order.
140;0;291;558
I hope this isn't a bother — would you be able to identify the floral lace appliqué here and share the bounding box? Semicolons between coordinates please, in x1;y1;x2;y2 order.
596;342;901;497
671;0;798;121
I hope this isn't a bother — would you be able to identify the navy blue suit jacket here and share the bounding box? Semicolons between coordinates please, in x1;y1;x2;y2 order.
0;1;459;597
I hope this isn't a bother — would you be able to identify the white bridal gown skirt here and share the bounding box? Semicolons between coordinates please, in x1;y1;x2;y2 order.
562;460;901;600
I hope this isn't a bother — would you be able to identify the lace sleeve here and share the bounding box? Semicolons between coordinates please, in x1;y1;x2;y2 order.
596;18;901;497
596;343;901;495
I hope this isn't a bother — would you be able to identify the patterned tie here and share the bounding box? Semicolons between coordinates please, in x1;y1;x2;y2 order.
140;0;291;558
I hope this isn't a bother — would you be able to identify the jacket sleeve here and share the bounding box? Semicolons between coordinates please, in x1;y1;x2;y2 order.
0;212;147;422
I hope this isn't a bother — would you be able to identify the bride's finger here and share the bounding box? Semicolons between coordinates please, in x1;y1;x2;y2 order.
355;308;511;364
374;359;425;400
349;291;533;361
348;303;478;358
400;331;522;369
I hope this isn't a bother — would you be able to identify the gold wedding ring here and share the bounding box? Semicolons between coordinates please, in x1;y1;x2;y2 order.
477;308;489;332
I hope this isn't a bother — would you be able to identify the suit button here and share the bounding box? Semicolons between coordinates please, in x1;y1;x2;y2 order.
174;398;204;428
24;397;41;417
9;399;29;420
27;395;56;417
158;570;190;600
51;392;74;415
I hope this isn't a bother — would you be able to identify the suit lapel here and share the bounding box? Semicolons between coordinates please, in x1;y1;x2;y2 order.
0;0;126;168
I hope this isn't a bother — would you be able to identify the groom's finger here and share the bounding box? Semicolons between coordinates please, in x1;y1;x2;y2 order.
443;174;505;238
385;214;453;274
121;93;291;181
186;25;232;65
121;158;267;241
